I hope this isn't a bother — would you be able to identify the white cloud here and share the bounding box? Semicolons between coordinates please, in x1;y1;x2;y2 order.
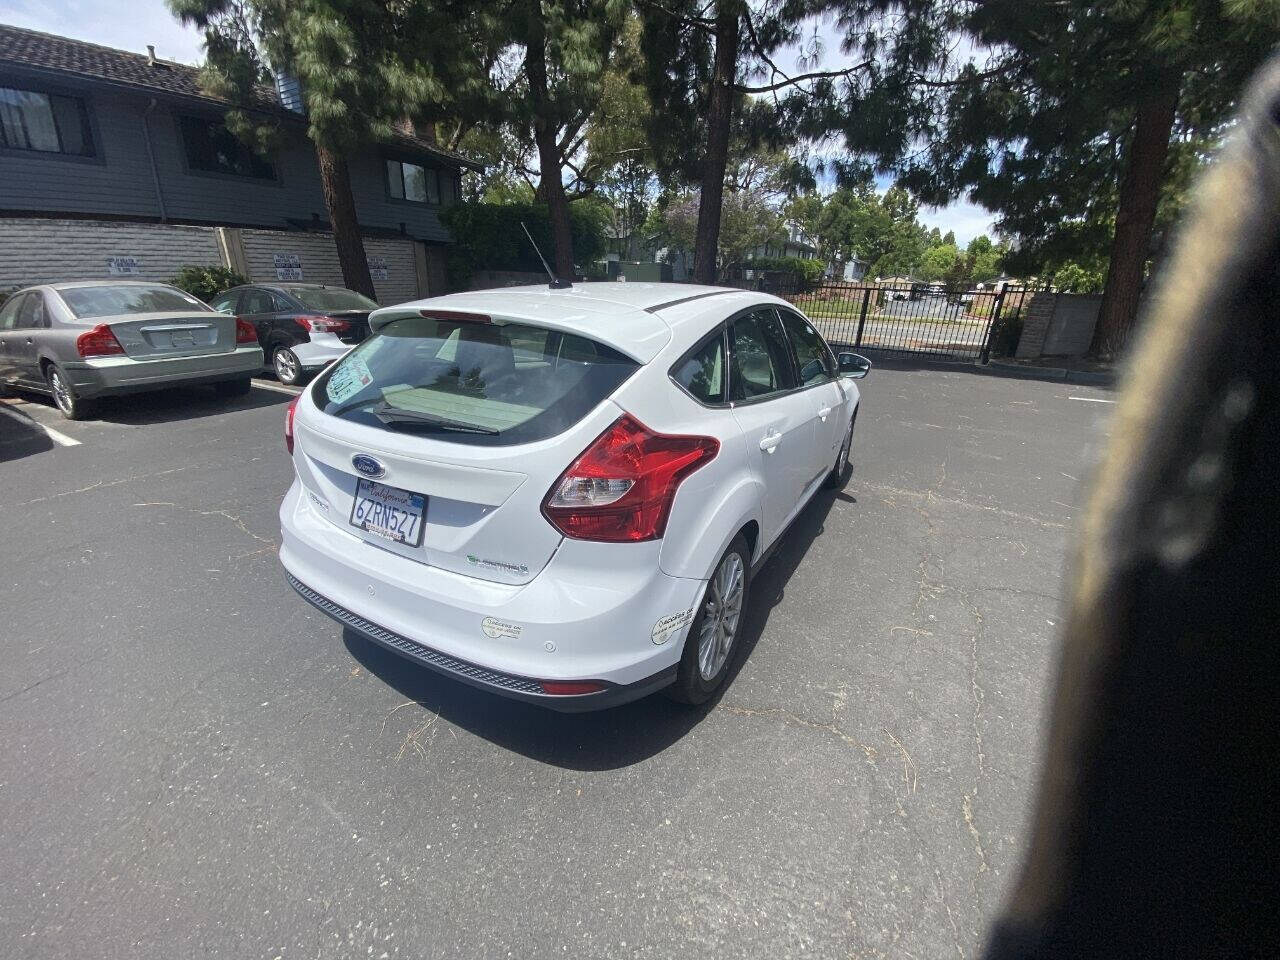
1;0;206;64
918;199;997;246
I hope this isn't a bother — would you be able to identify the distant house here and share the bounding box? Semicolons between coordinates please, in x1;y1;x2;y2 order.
752;220;819;262
0;24;482;301
839;256;869;282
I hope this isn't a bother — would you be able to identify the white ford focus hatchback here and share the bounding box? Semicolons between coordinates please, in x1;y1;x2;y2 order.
279;282;869;710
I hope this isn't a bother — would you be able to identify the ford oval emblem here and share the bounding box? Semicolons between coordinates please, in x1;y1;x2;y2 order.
351;454;385;479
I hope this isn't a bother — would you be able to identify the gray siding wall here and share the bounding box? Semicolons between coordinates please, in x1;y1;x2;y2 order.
0;77;458;243
239;229;422;305
0;218;220;288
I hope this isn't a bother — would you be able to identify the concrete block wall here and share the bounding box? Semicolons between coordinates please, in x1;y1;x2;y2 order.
1015;292;1057;359
0;217;221;289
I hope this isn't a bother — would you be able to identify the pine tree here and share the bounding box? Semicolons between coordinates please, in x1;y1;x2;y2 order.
900;0;1280;357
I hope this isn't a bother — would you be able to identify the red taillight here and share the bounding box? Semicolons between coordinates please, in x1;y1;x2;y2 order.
75;323;125;358
539;680;606;696
285;396;298;455
297;315;350;334
235;317;258;344
541;414;719;542
420;309;491;325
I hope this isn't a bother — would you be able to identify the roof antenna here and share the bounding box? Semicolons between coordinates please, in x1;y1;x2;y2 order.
521;222;572;289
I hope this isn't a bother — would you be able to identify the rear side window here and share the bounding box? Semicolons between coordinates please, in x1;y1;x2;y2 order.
58;285;209;319
313;316;638;446
779;310;834;386
672;332;726;404
16;293;46;329
730;309;796;401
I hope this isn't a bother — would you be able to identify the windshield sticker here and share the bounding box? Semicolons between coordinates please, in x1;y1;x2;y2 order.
481;618;523;640
326;354;374;404
651;609;694;645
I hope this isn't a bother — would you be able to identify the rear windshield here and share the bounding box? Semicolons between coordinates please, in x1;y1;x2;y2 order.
312;316;639;446
59;285;210;319
290;287;378;313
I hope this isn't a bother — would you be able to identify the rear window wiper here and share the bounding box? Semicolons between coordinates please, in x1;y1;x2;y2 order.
372;401;499;435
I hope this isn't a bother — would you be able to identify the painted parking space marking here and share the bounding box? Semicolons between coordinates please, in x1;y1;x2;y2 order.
251;379;303;396
0;402;81;446
1067;396;1116;403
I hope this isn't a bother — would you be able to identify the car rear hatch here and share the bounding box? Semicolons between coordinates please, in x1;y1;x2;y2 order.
104;310;239;358
289;303;663;585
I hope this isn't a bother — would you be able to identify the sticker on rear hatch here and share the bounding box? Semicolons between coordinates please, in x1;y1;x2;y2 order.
481;618;523;640
326;354;374;404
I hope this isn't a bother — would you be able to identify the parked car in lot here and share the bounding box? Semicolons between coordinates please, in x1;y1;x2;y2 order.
210;283;377;386
0;281;263;419
279;282;870;710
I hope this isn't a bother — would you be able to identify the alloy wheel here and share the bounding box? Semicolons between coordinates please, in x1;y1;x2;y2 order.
50;369;73;416
274;348;300;385
697;550;745;681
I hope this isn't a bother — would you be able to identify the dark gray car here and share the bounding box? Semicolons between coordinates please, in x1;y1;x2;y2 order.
0;281;263;419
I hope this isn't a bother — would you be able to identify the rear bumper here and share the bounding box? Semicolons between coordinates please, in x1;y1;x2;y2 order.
292;335;352;370
65;346;264;397
286;572;677;712
278;480;703;710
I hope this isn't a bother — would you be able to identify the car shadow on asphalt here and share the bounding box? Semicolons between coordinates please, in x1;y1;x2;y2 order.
7;382;295;426
0;405;55;463
342;485;843;771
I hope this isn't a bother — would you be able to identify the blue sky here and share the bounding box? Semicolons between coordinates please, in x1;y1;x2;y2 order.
2;0;997;244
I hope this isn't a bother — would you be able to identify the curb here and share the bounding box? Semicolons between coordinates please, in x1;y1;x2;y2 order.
985;362;1117;388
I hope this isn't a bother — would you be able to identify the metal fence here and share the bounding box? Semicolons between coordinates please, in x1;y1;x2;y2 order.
747;276;1031;362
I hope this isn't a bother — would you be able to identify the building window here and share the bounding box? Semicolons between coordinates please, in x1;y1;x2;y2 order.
178;115;276;180
386;159;439;204
0;87;94;156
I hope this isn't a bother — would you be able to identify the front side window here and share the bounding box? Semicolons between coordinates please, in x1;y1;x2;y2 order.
58;285;210;319
730;309;796;401
779;310;834;387
0;294;27;330
209;293;238;313
672;331;726;404
386;159;439;204
314;316;638;446
0;87;93;156
178;116;276;180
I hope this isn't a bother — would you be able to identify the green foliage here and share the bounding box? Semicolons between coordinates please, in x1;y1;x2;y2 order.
440;201;608;289
989;313;1024;359
747;256;825;285
1053;262;1107;294
646;189;782;272
169;265;249;303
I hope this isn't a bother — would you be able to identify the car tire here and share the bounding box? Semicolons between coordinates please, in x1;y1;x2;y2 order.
272;346;307;386
668;534;751;705
215;377;253;398
45;363;94;420
823;409;857;489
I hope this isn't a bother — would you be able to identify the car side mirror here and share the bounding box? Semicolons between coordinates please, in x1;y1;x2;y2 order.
838;352;872;379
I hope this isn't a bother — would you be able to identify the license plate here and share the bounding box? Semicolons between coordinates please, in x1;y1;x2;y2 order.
349;478;426;546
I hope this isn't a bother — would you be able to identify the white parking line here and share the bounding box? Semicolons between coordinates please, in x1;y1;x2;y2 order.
1068;396;1116;404
251;379;303;396
0;402;81;446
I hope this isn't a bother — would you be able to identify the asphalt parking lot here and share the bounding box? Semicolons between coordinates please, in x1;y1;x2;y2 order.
0;366;1116;959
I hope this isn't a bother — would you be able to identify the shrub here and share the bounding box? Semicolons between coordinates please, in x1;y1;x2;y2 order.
170;265;249;303
989;313;1024;358
440;201;608;290
746;256;824;287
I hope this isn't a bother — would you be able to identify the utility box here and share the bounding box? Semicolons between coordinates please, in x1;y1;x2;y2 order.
615;261;671;283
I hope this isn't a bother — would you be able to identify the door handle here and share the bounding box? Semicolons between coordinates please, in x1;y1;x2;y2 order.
759;431;783;453
817;405;832;422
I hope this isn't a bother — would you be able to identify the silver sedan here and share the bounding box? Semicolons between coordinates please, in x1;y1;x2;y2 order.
0;281;263;419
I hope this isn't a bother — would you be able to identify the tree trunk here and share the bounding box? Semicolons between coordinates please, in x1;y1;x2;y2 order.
526;10;575;279
1090;89;1179;358
315;143;375;299
692;1;740;285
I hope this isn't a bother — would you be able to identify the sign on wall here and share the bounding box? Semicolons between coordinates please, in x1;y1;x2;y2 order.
106;256;141;276
273;253;303;281
368;256;389;281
